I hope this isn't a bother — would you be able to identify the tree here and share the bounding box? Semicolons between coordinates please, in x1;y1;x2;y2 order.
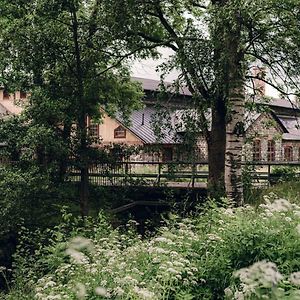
0;0;145;216
102;0;300;204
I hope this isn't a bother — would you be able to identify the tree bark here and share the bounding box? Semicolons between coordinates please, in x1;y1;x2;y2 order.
224;15;245;206
71;4;89;216
207;96;226;198
225;82;245;206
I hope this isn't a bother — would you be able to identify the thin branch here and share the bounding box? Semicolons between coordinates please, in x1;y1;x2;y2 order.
190;2;207;9
128;30;178;51
96;43;170;76
246;75;298;97
154;2;179;40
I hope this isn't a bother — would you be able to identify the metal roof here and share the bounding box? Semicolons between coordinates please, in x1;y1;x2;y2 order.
277;115;300;140
116;106;181;144
282;133;300;141
270;98;300;110
132;77;192;96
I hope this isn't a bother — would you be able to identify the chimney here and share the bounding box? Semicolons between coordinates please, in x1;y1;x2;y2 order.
252;66;266;96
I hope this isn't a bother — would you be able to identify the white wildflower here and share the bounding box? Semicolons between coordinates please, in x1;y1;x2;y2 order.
74;283;86;300
35;293;44;299
45;296;62;300
148;247;168;254
69;237;94;252
154;237;171;243
95;287;108;297
224;287;234;298
290;272;300;286
166;267;179;274
234;261;283;288
234;290;245;300
261;198;292;213
285;217;292;222
297;224;300;235
133;286;155;299
173;261;184;267
223;208;234;216
152;257;160;263
207;234;223;241
114;287;125;296
44;281;56;289
66;248;89;265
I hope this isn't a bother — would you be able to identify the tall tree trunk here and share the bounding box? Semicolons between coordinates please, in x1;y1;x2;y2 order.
225;85;245;206
71;4;89;216
207;96;226;199
224;15;245;206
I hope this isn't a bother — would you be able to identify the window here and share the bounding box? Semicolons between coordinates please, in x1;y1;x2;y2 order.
87;117;99;139
284;146;293;161
267;140;276;161
3;90;9;99
20;91;27;98
252;139;261;161
114;126;126;138
162;147;173;162
89;123;99;139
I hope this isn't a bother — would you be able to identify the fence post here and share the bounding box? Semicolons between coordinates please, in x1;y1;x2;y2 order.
158;163;161;185
192;163;196;188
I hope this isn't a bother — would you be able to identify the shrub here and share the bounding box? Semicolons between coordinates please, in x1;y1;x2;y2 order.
271;166;299;184
3;194;300;299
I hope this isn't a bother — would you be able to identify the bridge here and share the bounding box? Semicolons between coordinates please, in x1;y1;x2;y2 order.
69;160;300;188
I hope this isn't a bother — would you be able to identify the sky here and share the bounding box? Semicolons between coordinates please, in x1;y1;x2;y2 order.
131;48;280;98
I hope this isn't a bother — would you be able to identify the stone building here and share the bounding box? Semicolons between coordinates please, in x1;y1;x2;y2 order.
1;77;300;162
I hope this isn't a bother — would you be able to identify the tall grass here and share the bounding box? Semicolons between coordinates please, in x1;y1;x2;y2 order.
2;192;300;299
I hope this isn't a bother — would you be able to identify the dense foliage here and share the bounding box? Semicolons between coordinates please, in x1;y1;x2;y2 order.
2;194;300;299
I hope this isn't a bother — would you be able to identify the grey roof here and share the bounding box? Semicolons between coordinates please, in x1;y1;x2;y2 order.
265;98;300;110
282;133;300;141
277;115;300;140
132;77;192;96
116;107;181;144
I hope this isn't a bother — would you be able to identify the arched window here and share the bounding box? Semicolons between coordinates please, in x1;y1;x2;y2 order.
252;139;261;161
267;140;276;161
284;146;293;161
114;125;126;138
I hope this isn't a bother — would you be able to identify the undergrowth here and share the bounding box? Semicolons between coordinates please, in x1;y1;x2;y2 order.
2;193;300;299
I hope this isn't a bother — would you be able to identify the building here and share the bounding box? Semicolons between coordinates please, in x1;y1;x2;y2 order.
1;78;300;162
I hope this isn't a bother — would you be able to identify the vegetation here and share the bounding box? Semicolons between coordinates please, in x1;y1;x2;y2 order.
103;0;300;203
0;0;300;299
1;193;300;299
0;0;145;216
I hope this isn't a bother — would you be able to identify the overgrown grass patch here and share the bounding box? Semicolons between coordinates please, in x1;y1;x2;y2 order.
2;193;300;299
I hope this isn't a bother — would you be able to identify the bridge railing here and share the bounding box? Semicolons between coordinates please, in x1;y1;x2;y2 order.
68;160;300;188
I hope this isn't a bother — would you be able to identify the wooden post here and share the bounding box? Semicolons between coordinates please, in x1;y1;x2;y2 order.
125;162;129;186
192;163;196;188
158;163;161;185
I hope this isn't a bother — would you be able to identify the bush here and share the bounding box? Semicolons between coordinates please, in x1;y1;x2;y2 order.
271;166;299;184
3;195;300;299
